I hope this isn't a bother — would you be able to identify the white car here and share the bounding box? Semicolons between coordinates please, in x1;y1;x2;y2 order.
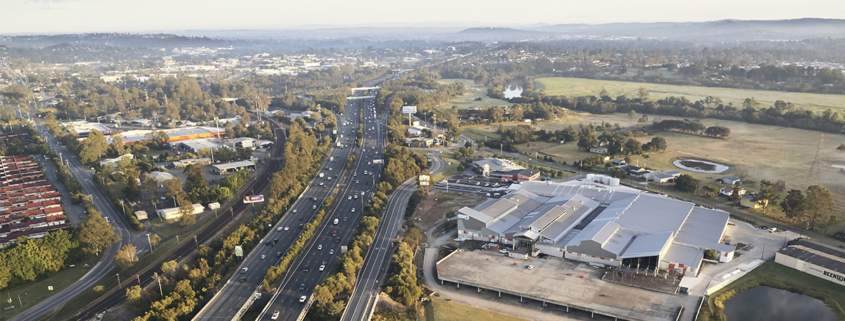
299;295;307;303
277;226;283;231
272;311;280;320
348;196;352;200
261;255;266;260
329;249;335;254
351;208;355;213
293;209;297;213
318;244;323;250
284;226;289;231
319;264;326;271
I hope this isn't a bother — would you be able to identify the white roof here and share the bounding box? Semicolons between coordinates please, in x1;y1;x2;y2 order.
621;232;674;259
212;160;256;170
674;207;730;250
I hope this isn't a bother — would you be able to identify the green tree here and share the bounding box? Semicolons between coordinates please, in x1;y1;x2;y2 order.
637;87;649;100
674;174;700;193
79;129;109;164
110;134;125;156
178;197;197;227
164;177;185;205
757;180;781;215
149;233;161;248
114;244;138;270
141;173;160;202
0;254;11;290
76;211;120;256
781;189;806;221
184;164;207;191
650;136;668;151
805;185;834;230
126;285;142;302
624;139;642;155
162;260;178;276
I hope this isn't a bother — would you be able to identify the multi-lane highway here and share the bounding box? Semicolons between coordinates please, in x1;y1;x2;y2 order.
256;92;386;321
341;152;446;321
193;90;377;320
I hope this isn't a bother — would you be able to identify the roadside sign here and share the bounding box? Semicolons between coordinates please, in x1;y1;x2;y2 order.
243;195;265;204
235;246;243;257
402;106;417;114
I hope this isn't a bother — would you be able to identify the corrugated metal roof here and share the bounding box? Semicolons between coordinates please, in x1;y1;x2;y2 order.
674;207;730;250
621;232;674;259
614;195;693;234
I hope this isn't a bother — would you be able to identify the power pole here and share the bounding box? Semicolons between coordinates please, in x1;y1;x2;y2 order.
808;134;824;179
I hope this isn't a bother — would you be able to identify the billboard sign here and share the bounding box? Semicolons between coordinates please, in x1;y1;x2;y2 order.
402;106;417;114
234;246;243;257
243;195;265;204
332;129;337;135
419;175;430;186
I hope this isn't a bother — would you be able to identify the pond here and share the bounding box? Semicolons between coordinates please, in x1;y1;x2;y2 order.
503;84;523;99
672;159;729;173
723;286;836;321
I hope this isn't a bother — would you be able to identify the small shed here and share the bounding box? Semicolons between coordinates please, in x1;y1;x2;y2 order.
717;176;741;185
134;210;148;221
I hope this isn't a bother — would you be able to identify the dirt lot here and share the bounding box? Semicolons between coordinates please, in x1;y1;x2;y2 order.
414;191;486;231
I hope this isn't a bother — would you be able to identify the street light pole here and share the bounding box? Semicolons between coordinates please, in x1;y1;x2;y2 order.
116;274;121;288
147;233;154;252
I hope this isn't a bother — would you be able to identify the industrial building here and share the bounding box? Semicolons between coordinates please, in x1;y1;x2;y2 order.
156;204;204;220
776;239;845;287
62;121;111;137
99;154;134;167
211;160;256;174
171;158;212;168
107;126;225;145
457;177;735;275
473;158;541;182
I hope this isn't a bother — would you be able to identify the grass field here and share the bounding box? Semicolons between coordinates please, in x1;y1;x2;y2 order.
0;265;91;321
462;111;845;232
534;77;845;115
698;261;845;321
425;298;529;321
437;79;512;109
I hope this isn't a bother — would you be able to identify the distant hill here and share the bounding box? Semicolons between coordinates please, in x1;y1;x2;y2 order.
530;18;845;41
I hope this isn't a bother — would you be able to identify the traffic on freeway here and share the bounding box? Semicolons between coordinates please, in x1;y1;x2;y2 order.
192;91;371;320
341;152;446;321
257;90;386;321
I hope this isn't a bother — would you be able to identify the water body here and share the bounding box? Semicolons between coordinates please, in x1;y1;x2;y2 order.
672;159;729;174
724;286;836;321
503;84;523;99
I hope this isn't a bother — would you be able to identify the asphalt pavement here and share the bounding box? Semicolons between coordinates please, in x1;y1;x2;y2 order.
341;152;447;321
192;92;370;320
256;91;386;321
10;124;147;321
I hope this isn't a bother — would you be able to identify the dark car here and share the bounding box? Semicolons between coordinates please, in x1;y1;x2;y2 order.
299;284;305;291
239;277;246;282
273;239;279;245
335;237;340;243
304;264;310;272
277;251;283;257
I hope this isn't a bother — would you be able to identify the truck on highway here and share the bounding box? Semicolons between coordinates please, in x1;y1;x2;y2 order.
319;173;324;178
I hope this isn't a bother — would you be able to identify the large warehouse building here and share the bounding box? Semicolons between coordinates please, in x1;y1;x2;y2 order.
473;158;540;182
107;126;225;145
457;179;735;275
775;239;845;287
62;121;111;137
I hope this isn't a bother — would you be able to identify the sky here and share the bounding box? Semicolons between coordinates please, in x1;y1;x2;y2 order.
1;0;844;34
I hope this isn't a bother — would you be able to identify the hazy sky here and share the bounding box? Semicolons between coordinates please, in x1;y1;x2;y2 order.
1;0;844;34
